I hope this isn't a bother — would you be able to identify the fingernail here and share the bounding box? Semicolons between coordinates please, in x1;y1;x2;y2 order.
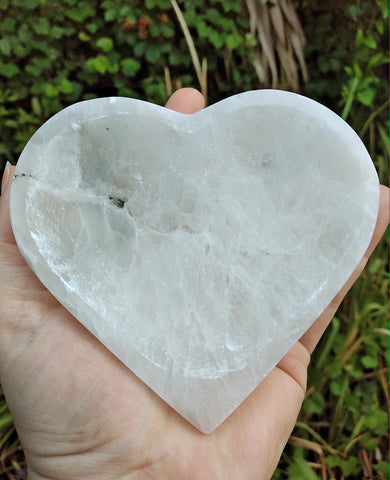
1;161;12;195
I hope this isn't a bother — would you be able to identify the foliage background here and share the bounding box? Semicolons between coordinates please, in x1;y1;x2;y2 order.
0;0;388;478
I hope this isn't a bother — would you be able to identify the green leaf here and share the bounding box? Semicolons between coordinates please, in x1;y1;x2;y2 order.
356;28;377;49
134;42;146;56
87;22;99;33
85;55;119;74
375;19;384;34
0;37;11;56
25;57;51;76
18;25;33;44
327;363;342;379
149;23;161;38
104;8;117;21
376;461;389;476
161;24;174;38
24;0;39;7
121;58;141;76
377;0;389;19
51;26;66;39
0;62;20;78
244;32;257;47
303;391;325;415
287;457;320;480
31;96;42;116
357;88;376;106
361;355;378;368
66;1;95;22
145;45;161;63
33;17;50;35
365;410;388;433
58;78;73;94
2;17;15;32
96;37;114;52
78;32;91;42
326;456;360;476
91;55;110;74
226;32;243;50
44;84;58;97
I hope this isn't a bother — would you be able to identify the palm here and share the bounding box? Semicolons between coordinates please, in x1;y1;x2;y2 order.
2;242;307;480
0;89;388;480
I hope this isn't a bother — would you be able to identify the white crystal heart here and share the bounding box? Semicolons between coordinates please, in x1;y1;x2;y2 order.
10;90;379;433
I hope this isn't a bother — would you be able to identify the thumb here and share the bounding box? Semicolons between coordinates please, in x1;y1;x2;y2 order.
165;87;205;114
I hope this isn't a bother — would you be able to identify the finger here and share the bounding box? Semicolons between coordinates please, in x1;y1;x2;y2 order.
300;184;389;354
165;87;205;114
0;163;17;245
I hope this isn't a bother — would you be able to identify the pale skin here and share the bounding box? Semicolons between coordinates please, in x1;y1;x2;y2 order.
0;88;388;480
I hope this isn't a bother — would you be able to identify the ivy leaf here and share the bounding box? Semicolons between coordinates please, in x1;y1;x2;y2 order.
0;62;20;78
91;55;111;74
145;45;161;63
66;1;95;22
226;32;243;50
78;32;91;42
33;17;50;35
0;38;11;56
161;23;174;38
44;84;58;97
58;78;73;94
85;55;119;74
96;37;114;52
121;58;141;76
24;0;39;8
87;22;99;33
51;26;66;39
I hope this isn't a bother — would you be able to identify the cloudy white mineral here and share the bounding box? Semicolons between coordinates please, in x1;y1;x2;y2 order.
9;90;379;433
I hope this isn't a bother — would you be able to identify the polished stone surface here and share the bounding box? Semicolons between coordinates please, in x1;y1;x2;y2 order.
10;91;379;432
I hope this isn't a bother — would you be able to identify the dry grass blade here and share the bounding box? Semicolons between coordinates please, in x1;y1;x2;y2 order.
276;43;299;91
201;57;208;106
252;50;268;84
360;449;374;478
245;0;258;36
170;0;207;101
280;0;306;43
164;66;172;97
268;1;286;47
289;435;324;456
289;436;327;480
253;1;278;87
242;0;308;90
290;31;308;82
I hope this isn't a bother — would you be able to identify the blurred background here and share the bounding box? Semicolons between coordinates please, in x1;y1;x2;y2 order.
0;1;388;478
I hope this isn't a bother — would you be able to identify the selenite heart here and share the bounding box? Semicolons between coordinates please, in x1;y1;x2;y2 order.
10;90;379;433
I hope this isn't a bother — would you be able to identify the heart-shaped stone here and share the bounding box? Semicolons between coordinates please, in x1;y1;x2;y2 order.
10;90;379;433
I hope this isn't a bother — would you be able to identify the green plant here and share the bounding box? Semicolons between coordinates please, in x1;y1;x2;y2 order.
0;1;388;479
0;0;260;168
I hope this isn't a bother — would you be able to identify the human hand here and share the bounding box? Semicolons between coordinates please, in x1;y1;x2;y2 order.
0;88;388;480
